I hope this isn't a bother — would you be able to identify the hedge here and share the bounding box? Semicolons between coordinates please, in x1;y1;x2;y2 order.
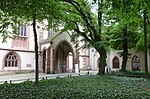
0;75;150;98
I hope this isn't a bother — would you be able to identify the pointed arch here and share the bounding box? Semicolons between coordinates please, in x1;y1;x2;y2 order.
54;39;75;73
112;56;119;69
3;52;21;69
132;55;140;71
54;39;74;55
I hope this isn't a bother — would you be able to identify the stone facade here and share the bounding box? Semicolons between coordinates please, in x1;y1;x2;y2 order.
0;22;149;73
0;25;35;72
40;31;89;73
89;48;150;72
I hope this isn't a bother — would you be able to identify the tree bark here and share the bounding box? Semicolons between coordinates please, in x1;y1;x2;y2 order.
97;0;107;75
33;12;39;84
97;47;107;75
143;10;148;78
120;27;128;72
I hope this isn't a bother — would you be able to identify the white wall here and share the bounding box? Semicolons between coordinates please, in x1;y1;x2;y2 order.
108;50;122;71
0;50;35;71
127;49;145;71
0;38;12;49
52;32;71;48
41;43;50;50
18;52;35;70
68;55;73;71
28;26;35;51
89;48;100;70
79;57;83;69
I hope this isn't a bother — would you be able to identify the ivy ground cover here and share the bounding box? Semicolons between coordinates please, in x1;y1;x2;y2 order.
0;75;150;98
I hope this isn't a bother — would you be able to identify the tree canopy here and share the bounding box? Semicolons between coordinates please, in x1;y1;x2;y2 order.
0;0;150;76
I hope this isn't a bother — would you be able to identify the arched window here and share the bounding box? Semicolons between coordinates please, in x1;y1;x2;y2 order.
112;56;119;68
5;52;18;67
132;55;140;71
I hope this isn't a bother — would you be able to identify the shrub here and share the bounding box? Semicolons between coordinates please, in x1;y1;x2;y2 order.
0;75;150;98
108;71;150;78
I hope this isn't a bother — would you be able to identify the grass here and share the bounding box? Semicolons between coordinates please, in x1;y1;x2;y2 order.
0;75;150;98
108;71;150;78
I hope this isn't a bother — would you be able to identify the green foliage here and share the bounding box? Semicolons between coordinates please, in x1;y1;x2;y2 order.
55;0;110;74
0;10;17;42
107;0;141;50
0;75;150;98
108;0;150;51
108;71;150;78
1;0;61;31
0;0;64;84
1;0;149;75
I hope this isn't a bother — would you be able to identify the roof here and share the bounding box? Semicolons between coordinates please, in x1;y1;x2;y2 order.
40;31;61;44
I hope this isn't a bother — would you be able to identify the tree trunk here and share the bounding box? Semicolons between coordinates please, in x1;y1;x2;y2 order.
97;47;107;75
143;10;148;78
33;12;39;84
120;27;128;72
97;0;106;75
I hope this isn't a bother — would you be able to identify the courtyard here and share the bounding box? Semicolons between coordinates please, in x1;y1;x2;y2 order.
1;0;150;98
0;74;150;98
0;70;97;84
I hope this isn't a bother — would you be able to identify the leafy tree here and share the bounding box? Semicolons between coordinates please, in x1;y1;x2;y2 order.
109;0;150;75
54;0;113;75
0;0;61;84
131;0;150;77
1;0;39;84
137;0;150;78
107;0;142;72
0;10;18;42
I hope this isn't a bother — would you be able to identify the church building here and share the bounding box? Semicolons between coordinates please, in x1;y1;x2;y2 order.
0;23;150;74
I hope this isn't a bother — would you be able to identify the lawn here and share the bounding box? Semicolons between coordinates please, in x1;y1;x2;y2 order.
0;75;150;98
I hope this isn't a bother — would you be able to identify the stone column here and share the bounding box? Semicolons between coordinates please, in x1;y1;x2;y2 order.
49;47;54;73
66;55;69;72
38;51;43;72
73;52;79;72
46;48;50;73
53;49;56;73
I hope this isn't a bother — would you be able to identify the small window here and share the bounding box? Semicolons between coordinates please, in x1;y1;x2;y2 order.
132;55;140;71
18;24;27;36
5;52;18;67
112;56;119;68
48;29;53;36
48;23;55;37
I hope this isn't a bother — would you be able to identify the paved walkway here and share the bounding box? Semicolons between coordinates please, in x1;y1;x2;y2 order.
0;70;98;84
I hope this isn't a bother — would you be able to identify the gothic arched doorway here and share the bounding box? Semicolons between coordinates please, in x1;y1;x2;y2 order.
54;40;75;73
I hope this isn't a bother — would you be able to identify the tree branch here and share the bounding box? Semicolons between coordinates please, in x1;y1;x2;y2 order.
71;21;95;45
98;0;103;41
63;0;98;41
69;20;94;42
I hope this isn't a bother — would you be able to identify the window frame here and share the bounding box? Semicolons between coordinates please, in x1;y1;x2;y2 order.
18;24;27;37
112;56;119;69
132;55;140;71
5;52;18;67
